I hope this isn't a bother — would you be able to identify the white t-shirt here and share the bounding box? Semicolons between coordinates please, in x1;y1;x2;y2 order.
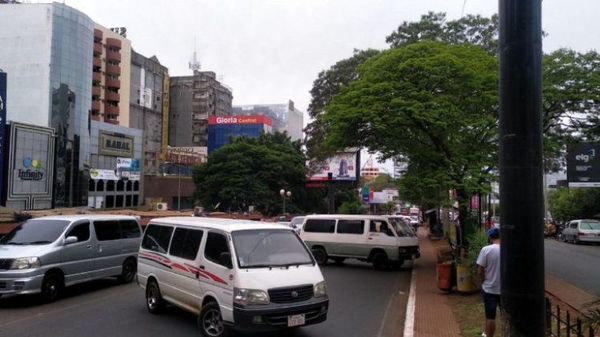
476;243;501;295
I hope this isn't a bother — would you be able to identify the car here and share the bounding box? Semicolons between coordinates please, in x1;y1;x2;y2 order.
561;219;600;244
299;214;420;270
0;215;142;302
137;217;328;336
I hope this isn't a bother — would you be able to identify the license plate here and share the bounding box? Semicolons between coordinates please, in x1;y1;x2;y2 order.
287;314;305;327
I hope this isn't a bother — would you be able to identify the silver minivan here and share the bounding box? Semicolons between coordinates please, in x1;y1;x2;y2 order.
0;215;142;301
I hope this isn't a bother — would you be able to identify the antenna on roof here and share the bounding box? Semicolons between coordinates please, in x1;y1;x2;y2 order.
189;37;201;72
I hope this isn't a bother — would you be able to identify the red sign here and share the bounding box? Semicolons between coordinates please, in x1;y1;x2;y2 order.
208;115;272;126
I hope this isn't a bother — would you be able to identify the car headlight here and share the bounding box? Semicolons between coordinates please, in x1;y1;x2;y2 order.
11;257;41;270
234;288;270;305
314;281;327;297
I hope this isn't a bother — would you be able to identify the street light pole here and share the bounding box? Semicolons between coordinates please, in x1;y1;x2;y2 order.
280;189;291;216
177;163;181;211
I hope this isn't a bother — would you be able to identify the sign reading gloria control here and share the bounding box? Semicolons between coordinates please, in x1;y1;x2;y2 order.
99;130;134;157
567;142;600;187
208;115;272;126
308;151;359;181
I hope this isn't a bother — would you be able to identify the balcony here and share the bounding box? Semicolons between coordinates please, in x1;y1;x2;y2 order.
104;115;119;124
105;104;119;115
106;50;121;62
106;38;122;50
92;100;102;112
93;57;102;67
105;91;120;102
105;64;121;76
94;29;103;42
92;72;102;83
92;86;102;97
93;43;102;56
105;78;121;89
91;114;102;121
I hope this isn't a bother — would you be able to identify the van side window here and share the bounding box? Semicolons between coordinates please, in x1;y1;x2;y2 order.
170;228;204;260
142;224;174;254
204;232;230;266
120;220;141;238
66;222;90;242
304;219;335;233
570;222;578;229
337;220;364;234
370;221;395;237
94;220;121;241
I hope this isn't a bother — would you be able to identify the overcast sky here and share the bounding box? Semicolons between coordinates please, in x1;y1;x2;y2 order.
55;0;600;172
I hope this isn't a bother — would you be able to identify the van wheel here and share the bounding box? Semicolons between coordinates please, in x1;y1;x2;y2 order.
41;272;63;303
312;247;328;265
372;252;388;271
199;302;228;337
118;259;137;283
146;280;165;314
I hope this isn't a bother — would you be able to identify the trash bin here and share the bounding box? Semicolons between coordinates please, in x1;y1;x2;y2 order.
437;261;453;291
456;263;475;293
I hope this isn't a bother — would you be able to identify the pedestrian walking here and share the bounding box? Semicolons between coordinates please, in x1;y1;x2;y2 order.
477;227;501;337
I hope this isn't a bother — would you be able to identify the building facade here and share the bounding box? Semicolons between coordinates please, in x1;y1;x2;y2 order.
91;24;132;126
207;115;272;153
232;100;304;141
169;71;233;147
129;50;168;176
0;2;94;207
88;121;143;209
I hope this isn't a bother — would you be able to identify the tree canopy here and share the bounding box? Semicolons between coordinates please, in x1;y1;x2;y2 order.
548;188;600;223
321;41;498;224
193;133;306;216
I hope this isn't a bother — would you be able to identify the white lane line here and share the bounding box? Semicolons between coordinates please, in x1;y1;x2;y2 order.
403;267;417;337
377;282;397;337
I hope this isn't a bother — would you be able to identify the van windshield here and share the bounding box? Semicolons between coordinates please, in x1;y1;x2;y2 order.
232;229;313;268
0;220;70;245
388;217;415;237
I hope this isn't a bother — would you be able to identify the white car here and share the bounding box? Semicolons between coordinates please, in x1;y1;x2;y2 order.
137;217;328;336
561;219;600;244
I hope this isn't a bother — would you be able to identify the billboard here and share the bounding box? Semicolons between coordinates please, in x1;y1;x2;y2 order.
99;130;134;157
208;115;272;126
166;146;207;165
0;72;6;200
308;150;359;181
567;142;600;187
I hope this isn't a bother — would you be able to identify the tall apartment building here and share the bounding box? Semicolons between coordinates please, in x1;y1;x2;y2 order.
91;25;131;126
0;2;94;208
169;71;233;147
129;50;169;176
232;100;304;141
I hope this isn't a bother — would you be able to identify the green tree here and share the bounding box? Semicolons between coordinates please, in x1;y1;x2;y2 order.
337;201;366;214
193;133;306;216
321;41;498;230
359;173;397;191
304;49;380;162
548;188;600;223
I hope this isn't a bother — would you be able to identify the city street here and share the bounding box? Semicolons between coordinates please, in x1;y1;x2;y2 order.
545;238;600;295
0;260;412;337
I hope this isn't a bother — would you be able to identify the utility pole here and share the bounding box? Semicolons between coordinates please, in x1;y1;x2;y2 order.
498;0;545;336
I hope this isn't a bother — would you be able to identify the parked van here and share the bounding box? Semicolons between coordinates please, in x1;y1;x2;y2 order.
299;214;420;270
0;215;142;302
137;217;328;337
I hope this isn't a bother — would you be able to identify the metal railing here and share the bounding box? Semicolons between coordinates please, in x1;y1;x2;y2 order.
546;297;596;337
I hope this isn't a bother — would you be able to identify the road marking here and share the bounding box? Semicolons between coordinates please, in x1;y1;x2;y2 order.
403;268;417;337
376;281;397;337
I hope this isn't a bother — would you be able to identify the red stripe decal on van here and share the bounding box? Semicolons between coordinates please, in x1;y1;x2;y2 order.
172;263;189;273
184;264;227;285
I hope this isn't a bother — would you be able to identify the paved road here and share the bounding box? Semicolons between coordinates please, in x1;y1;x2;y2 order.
545;238;600;295
0;260;412;337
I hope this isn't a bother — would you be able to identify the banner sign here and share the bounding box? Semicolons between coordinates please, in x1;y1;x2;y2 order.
166;146;207;165
0;72;6;199
90;168;119;181
208;115;272;126
116;157;140;171
567;142;600;187
308;150;359;181
99;130;134;157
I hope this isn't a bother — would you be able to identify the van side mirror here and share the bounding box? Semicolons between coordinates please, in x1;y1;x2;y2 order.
219;252;233;269
64;236;78;245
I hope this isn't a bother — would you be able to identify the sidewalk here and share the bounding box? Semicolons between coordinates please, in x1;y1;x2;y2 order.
412;227;461;337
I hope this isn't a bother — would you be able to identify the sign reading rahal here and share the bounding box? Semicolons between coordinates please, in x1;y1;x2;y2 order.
99;130;134;157
567;142;600;187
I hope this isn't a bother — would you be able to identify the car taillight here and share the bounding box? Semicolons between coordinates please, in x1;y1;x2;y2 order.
577;232;586;236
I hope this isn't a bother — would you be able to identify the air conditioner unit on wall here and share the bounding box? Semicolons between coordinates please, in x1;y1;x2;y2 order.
156;202;168;211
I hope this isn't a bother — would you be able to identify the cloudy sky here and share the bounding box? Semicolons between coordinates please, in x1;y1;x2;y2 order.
55;0;600;171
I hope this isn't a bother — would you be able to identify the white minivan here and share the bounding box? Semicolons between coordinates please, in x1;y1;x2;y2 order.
137;217;328;336
300;214;420;270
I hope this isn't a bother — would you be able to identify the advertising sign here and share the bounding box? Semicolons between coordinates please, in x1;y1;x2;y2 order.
166;146;207;165
308;150;359;181
567;142;600;187
208;115;272;126
0;72;6;199
90;168;119;180
116;157;140;170
99;130;134;157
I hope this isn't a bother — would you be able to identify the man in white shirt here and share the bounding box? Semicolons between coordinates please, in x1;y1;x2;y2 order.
477;227;501;337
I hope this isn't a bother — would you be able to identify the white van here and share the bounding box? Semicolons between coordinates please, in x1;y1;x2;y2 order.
299;215;420;270
0;215;142;302
137;217;328;336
